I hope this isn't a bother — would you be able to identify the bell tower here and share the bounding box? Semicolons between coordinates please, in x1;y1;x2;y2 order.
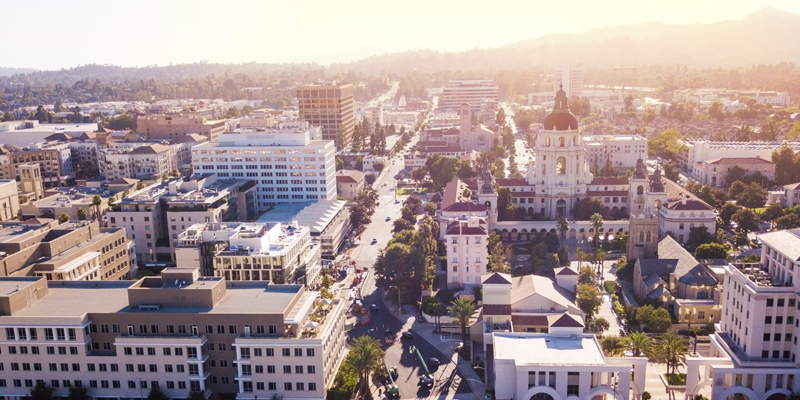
627;213;659;263
628;157;648;215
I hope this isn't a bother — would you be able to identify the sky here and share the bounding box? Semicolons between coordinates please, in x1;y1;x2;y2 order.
6;0;800;70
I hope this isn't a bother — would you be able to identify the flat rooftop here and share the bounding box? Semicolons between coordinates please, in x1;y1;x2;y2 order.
493;333;606;366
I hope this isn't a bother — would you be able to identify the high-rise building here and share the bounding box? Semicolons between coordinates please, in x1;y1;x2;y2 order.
191;122;336;210
439;80;499;113
685;228;800;400
554;65;584;98
296;83;354;148
0;268;347;400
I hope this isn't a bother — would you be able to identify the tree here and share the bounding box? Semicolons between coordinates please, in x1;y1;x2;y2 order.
495;107;506;126
364;173;377;185
372;161;385;172
600;336;627;356
761;203;785;225
423;202;437;216
77;207;87;221
576;283;603;320
735;182;767;209
147;385;171;400
615;256;633;281
557;245;570;266
346;336;384;394
592;317;610;336
776;213;800;230
707;100;724;121
411;167;427;185
625;331;653;357
695;243;727;260
557;217;569;239
686;226;714;250
34;105;51;123
636;304;672;333
648;128;685;159
392;218;414;233
654;331;688;375
487;232;511;273
29;381;55;400
788;123;800;140
579;266;596;285
719;203;741;225
187;391;206;400
574;248;586;268
761;117;778;141
732;208;760;233
448;297;476;343
772;145;798;185
92;195;103;221
67;386;91;400
136;181;146;190
590;213;604;252
59;213;70;224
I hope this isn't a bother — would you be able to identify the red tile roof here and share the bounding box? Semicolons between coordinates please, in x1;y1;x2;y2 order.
555;267;578;276
511;315;549;326
548;314;584;328
445;220;488;235
664;199;714;211
705;157;774;165
336;170;365;184
590;177;629;185
482;272;512;285
443;202;487;213
482;304;511;315
496;178;531;186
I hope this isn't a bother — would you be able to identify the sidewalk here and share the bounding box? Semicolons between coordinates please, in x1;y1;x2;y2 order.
381;292;487;400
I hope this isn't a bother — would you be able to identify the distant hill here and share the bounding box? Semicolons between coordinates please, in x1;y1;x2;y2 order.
0;67;37;77
330;8;800;74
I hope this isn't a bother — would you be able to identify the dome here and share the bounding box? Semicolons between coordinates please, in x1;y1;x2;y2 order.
543;112;578;131
543;84;579;131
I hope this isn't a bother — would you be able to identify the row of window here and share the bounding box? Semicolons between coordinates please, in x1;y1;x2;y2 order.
4;327;80;341
242;381;316;392
241;364;316;374
194;149;322;155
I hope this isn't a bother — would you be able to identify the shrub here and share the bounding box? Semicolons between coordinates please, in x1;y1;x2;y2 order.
603;280;617;294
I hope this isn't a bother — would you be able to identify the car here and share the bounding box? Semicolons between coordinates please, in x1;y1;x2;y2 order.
370;304;378;311
386;216;391;221
371;238;377;244
402;331;413;340
428;357;440;368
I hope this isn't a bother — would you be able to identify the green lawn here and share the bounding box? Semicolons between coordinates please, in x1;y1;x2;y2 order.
396;188;430;196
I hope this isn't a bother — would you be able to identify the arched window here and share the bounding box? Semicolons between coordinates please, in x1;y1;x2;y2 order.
639;231;644;243
637;185;644;195
556;157;566;175
542;164;546;174
559;136;565;147
546;137;551;147
646;231;652;243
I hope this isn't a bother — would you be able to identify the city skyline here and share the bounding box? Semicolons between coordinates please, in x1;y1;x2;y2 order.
4;0;799;70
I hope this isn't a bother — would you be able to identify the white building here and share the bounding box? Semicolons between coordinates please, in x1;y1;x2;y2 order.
554;65;584;98
383;110;420;130
439;79;500;113
685;228;800;400
673;88;790;108
445;216;489;288
677;140;800;170
783;183;800;207
191;122;336;210
583;135;648;171
492;332;648;400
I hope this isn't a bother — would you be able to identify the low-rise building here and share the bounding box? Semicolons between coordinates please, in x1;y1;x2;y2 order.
677;140;800;171
583;134;648;171
691;157;775;187
137;114;226;141
335;170;365;201
784;182;800;207
0;267;347;400
633;235;721;323
175;221;322;286
0;220;135;280
21;186;114;222
107;175;257;263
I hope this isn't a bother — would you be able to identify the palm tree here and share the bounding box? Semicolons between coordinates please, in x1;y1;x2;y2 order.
346;336;384;394
590;213;604;252
448;297;477;343
575;248;586;268
625;331;653;357
92;195;103;222
600;336;627;356
557;217;569;240
654;331;688;375
58;213;70;224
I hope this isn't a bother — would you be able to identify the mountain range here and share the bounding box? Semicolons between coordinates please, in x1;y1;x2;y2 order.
330;7;800;74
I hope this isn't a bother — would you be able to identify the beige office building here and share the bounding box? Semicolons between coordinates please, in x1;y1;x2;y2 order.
138;115;226;142
297;83;354;148
0;267;347;400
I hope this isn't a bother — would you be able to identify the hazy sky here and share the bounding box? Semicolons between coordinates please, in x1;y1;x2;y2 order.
7;0;800;70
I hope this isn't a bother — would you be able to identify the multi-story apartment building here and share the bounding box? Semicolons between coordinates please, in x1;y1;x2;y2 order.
677;140;800;171
191;122;336;210
583;134;648;171
137;115;226;141
685;228;800;400
445;216;489;288
99;137;208;182
0;179;21;221
296;82;354;147
439;79;500;113
107;175;257;263
0;220;135;280
0;142;74;188
553;65;584;98
0;267;347;400
174;222;322;286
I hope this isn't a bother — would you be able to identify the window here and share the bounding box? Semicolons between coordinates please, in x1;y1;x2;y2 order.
294;348;303;357
309;382;317;391
767;298;774;307
284;365;292;373
765;316;773;324
282;348;291;357
295;365;303;374
269;382;277;390
267;365;275;374
306;348;315;357
778;298;786;307
764;333;771;341
307;365;316;374
284;382;293;391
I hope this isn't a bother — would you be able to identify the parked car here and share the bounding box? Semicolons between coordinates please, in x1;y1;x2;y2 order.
402;331;413;340
370;304;378;311
428;357;440;368
371;238;378;244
